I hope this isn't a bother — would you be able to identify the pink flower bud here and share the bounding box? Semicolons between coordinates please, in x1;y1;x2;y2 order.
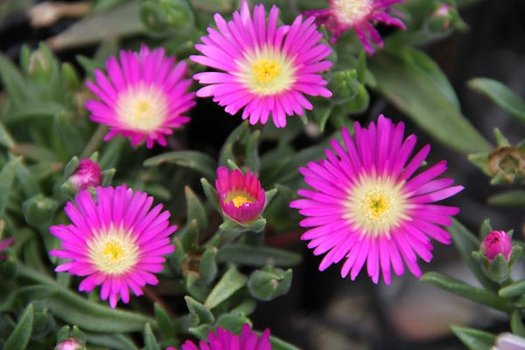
55;338;82;350
481;231;512;261
0;237;13;261
70;159;102;191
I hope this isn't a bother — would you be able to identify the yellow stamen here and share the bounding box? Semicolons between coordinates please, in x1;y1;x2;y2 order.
237;46;296;96
252;59;282;85
88;228;139;275
231;195;252;208
116;85;168;131
345;175;409;237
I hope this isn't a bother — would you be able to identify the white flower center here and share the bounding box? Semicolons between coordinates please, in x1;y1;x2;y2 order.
88;227;139;275
333;0;374;26
116;85;168;131
237;46;296;96
345;174;409;236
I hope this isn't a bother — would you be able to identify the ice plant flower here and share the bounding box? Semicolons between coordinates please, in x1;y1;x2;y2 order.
0;237;13;260
50;185;176;307
191;1;332;128
290;115;463;284
215;166;266;224
86;46;195;148
70;159;102;191
481;230;512;262
180;324;271;350
306;0;406;54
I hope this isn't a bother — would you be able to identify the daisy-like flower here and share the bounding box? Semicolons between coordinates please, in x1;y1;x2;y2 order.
180;324;271;350
290;115;463;284
215;166;266;224
306;0;406;54
86;46;195;148
50;185;176;307
191;1;332;128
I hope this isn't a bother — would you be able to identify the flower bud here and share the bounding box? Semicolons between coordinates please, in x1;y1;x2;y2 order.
69;159;102;191
54;338;83;350
215;166;266;225
481;230;512;261
0;237;14;261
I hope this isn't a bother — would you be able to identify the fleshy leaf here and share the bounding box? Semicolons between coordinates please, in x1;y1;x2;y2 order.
469;78;525;124
369;48;491;153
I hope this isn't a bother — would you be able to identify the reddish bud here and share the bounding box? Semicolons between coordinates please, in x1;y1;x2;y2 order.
481;230;512;261
70;159;102;191
55;338;82;350
0;237;13;261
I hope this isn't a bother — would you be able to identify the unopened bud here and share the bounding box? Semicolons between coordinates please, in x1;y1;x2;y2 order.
481;230;512;261
70;159;102;191
55;338;83;350
0;237;14;261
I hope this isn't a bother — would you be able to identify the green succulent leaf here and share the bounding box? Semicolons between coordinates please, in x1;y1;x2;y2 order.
451;326;495;350
469;78;525;124
4;304;34;350
205;266;247;309
369;48;491;154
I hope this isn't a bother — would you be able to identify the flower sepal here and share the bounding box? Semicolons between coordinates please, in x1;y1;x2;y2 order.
55;325;86;350
473;246;522;284
248;267;292;301
22;194;58;229
219;216;267;235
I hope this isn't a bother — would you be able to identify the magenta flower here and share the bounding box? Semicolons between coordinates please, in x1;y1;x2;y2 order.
55;338;82;350
0;237;13;260
86;46;195;148
290;115;463;284
180;324;271;350
481;231;512;262
70;159;102;191
50;185;176;307
215;167;265;224
306;0;406;54
191;1;332;128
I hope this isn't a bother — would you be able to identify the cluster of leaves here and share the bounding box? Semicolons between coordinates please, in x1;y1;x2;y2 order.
0;0;523;349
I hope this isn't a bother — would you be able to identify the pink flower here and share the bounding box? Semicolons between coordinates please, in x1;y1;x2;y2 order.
86;46;195;148
180;324;271;350
306;0;406;54
290;115;463;284
70;159;102;191
215;167;265;224
191;1;332;128
0;237;13;260
481;231;512;262
55;338;82;350
50;185;176;308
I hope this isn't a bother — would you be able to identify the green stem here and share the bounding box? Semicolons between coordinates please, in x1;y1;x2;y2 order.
81;125;108;158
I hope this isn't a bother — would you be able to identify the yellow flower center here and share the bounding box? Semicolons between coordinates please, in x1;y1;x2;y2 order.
363;191;391;220
345;174;409;237
231;195;252;208
116;85;168;132
237;46;296;96
88;227;139;275
252;59;282;85
333;0;374;26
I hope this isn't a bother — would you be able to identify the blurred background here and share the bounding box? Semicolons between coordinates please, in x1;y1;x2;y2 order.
0;0;524;349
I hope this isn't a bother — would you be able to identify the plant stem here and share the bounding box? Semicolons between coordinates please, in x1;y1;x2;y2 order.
81;125;108;159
